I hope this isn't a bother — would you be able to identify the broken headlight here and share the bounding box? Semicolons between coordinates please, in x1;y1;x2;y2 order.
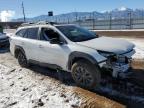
98;50;115;57
117;55;128;63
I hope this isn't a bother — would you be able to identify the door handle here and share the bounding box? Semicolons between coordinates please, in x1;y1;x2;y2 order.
39;45;44;48
21;42;24;45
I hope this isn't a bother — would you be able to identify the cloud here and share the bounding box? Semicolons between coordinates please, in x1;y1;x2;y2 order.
0;10;15;22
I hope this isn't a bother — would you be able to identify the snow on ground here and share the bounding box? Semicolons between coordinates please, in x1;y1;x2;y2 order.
0;63;81;108
0;53;124;108
94;29;144;31
121;38;144;60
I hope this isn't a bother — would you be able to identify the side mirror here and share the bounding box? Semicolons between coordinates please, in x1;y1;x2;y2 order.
50;38;63;45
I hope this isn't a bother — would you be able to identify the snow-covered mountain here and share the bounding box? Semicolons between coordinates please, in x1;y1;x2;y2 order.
13;7;144;22
107;7;144;19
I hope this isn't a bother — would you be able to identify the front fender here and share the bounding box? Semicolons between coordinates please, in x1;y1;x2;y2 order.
68;51;107;70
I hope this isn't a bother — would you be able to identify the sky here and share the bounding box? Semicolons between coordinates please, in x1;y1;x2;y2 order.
0;0;144;21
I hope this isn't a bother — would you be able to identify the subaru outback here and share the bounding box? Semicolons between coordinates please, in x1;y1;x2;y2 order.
10;22;135;89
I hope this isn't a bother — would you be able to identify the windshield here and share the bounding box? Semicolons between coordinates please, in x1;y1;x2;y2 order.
56;25;98;42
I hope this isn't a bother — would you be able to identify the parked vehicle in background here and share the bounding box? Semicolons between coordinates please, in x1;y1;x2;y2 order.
10;22;135;89
0;33;9;48
0;26;3;33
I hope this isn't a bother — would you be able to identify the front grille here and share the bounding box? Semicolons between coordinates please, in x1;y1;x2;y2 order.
107;55;129;65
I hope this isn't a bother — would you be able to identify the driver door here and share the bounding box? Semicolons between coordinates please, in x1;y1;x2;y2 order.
37;27;69;69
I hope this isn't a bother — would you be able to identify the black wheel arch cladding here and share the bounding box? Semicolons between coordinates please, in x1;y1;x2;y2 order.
14;46;25;58
68;51;99;70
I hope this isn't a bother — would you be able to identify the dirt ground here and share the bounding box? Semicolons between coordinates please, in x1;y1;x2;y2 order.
0;52;125;108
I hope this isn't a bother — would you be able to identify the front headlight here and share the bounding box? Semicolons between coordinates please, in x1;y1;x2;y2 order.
98;50;115;57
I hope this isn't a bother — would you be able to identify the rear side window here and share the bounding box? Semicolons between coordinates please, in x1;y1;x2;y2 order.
16;29;26;37
25;28;39;39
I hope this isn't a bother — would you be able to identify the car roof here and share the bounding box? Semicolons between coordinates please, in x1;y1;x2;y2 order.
17;23;76;31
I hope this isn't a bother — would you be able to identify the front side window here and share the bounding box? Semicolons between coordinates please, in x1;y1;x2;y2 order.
40;28;60;41
56;25;97;42
26;28;39;39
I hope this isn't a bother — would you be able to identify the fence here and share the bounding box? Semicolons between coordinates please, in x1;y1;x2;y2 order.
60;18;144;30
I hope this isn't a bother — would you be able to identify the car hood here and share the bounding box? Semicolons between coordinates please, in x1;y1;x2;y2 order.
0;34;8;40
76;37;135;54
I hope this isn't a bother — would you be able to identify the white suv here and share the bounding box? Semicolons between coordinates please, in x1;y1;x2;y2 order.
10;22;135;89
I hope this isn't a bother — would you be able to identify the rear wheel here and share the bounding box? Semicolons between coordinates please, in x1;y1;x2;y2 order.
71;60;101;89
17;51;29;67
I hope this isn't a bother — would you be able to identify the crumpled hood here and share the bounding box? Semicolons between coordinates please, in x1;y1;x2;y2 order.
77;37;135;54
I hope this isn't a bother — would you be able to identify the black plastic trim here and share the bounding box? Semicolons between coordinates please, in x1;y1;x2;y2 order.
68;51;99;70
14;46;25;58
29;59;62;70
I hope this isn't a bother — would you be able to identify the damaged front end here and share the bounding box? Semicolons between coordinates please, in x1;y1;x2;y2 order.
99;50;135;78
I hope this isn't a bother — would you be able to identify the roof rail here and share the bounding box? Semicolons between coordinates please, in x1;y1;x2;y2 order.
20;21;58;27
20;22;34;27
36;21;58;25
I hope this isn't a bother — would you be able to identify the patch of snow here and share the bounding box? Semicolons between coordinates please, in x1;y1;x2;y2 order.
0;64;82;108
119;6;127;11
122;38;144;60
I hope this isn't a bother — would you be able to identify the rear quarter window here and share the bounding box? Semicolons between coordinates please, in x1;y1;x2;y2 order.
16;29;26;37
26;28;39;39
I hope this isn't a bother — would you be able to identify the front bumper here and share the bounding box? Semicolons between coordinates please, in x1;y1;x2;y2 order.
100;54;133;78
111;62;131;78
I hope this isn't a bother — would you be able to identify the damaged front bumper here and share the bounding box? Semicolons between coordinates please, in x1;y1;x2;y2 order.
99;49;135;78
111;62;131;78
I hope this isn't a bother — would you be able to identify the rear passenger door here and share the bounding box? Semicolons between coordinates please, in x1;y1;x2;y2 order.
21;27;40;61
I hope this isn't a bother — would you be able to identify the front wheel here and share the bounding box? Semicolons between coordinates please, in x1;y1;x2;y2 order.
71;60;101;89
17;51;29;67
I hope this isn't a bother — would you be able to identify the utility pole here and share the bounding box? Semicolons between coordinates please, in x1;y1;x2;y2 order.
22;1;26;22
67;17;70;24
75;11;78;22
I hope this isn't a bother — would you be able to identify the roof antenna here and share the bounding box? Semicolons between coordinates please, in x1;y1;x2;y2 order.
22;1;26;22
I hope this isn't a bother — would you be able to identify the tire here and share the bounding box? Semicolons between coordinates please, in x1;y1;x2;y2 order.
71;60;101;89
17;51;29;67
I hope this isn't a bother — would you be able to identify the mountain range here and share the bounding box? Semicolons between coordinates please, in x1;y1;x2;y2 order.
13;7;144;22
